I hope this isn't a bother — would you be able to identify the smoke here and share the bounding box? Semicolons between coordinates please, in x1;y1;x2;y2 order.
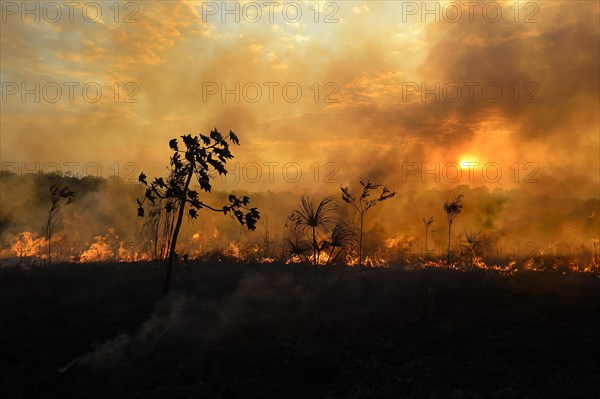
76;267;327;371
1;170;598;265
1;1;597;195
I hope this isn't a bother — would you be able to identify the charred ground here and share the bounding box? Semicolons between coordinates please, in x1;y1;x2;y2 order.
1;262;598;398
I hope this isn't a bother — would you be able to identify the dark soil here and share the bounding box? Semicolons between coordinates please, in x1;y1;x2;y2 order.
1;261;598;398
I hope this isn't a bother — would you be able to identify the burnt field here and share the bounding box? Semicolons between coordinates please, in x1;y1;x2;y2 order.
1;262;599;398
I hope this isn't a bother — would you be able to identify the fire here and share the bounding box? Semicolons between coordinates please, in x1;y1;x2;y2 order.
345;253;359;267
226;241;243;260
78;232;152;263
0;228;598;278
9;231;48;260
118;243;152;262
363;255;388;268
385;237;403;249
344;251;389;268
79;235;115;263
223;241;260;262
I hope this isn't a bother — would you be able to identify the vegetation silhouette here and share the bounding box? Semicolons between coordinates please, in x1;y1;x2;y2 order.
45;185;74;267
422;216;434;261
443;194;464;268
323;220;354;269
137;129;260;294
1;169;597;274
459;230;487;271
341;181;396;270
287;196;352;274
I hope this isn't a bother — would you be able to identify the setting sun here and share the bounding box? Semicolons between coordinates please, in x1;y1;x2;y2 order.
458;156;480;168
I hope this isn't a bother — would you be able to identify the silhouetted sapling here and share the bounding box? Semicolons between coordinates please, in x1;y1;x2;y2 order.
137;129;260;294
443;194;463;268
341;181;396;269
46;185;75;266
423;216;434;261
459;230;486;271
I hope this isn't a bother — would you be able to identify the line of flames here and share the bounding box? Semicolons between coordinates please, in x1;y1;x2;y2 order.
1;230;598;276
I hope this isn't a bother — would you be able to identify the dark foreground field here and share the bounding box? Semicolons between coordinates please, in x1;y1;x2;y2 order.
1;262;599;398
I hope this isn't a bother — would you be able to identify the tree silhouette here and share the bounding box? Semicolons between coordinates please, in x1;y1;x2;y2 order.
137;129;260;294
423;216;434;261
46;185;74;266
443;194;463;268
341;181;396;269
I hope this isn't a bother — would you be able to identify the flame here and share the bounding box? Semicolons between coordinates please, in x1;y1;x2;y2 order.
344;252;388;268
222;241;260;262
0;228;597;278
226;241;243;260
79;235;116;263
363;254;388;268
9;231;48;260
385;237;403;249
78;230;151;263
345;253;359;267
118;243;152;262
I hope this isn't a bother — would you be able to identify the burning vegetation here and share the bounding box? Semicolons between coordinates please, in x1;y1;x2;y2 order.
2;192;598;280
1;132;599;286
5;227;597;277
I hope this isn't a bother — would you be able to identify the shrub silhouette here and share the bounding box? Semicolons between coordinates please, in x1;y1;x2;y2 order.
443;194;464;268
46;185;74;266
341;181;396;269
459;230;485;271
287;196;351;272
423;216;434;261
137;129;260;294
323;221;354;268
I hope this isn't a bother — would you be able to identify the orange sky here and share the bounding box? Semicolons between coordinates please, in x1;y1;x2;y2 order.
1;0;599;197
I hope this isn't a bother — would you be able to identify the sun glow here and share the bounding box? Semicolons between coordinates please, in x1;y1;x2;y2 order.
458;155;480;168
